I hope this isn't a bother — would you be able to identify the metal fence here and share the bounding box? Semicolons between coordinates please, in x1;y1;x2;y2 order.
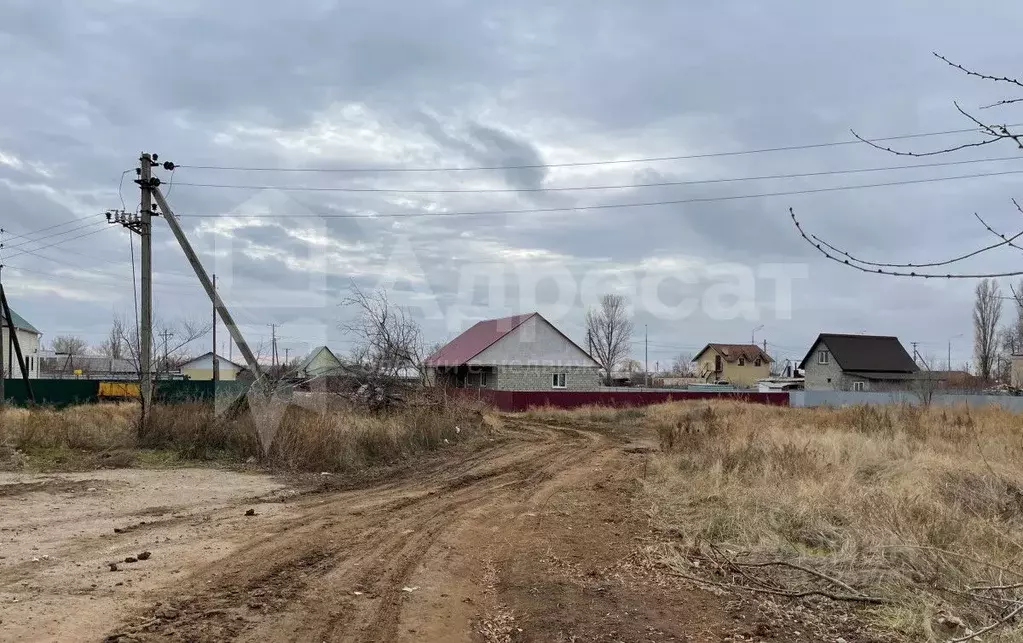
1;379;251;408
789;390;1023;412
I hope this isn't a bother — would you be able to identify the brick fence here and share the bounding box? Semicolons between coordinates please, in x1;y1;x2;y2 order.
458;388;789;411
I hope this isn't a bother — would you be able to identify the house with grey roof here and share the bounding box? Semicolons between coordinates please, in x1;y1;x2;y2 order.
296;346;344;380
2;306;42;379
425;312;601;391
799;333;920;391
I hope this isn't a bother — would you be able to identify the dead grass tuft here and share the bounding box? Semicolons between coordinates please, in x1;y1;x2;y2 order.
629;400;1023;640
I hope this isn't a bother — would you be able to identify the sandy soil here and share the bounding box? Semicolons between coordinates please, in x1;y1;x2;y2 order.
0;418;883;642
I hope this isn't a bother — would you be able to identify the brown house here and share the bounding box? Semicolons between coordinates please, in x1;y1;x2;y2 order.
692;343;773;387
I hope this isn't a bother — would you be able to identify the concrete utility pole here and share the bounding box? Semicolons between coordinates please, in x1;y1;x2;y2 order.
139;153;154;417
0;282;33;402
284;347;289;365
268;323;279;368
212;274;219;383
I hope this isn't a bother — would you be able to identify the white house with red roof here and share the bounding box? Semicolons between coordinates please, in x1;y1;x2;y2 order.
425;312;601;391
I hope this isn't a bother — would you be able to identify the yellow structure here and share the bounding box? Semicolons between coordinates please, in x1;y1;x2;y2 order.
98;381;140;399
692;343;772;388
178;352;243;381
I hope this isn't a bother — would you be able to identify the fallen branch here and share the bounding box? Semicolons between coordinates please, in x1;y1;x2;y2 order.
701;547;863;597
947;600;1023;643
663;567;892;605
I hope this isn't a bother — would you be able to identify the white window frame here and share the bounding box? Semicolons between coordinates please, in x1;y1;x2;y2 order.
552;373;567;389
852;381;865;392
818;350;830;365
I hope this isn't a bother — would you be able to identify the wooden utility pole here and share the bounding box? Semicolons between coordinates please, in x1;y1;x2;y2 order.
212;273;219;382
158;329;174;377
644;324;649;388
139;153;154;418
268;323;279;368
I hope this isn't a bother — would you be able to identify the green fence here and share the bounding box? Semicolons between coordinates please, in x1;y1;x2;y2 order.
1;379;252;408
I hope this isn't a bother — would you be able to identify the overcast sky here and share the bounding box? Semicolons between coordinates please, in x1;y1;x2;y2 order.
3;0;1023;370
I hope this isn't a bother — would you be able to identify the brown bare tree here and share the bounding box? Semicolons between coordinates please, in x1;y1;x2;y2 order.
120;315;213;379
585;294;633;386
95;317;126;359
671;352;696;376
51;335;88;355
974;278;1003;381
791;53;1023;280
340;283;426;383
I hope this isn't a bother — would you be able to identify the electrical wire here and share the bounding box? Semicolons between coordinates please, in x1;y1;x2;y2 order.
171;154;1023;194
173;123;1023;174
2;220;108;252
2;216;105;243
4;226;113;260
175;168;1023;219
130;233;139;350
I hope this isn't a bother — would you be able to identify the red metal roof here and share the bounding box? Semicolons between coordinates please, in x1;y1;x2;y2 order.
425;313;536;367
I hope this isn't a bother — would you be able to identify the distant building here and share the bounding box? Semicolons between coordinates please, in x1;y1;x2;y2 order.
800;333;919;391
426;312;601;391
2;307;41;379
179;352;244;381
295;346;344;380
38;350;135;380
692;344;773;388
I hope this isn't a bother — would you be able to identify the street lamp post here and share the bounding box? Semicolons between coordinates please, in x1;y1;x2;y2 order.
948;333;964;371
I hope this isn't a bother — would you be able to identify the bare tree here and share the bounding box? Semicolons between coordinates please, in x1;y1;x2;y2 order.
790;54;1023;280
51;335;88;355
340;283;426;383
95;317;126;359
974;278;1003;381
120;315;213;379
585;294;633;386
671;352;695;376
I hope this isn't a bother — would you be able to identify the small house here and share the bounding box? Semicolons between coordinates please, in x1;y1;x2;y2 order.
1;307;41;379
179;352;244;381
296;346;344;380
692;343;772;388
426;312;601;391
799;333;919;391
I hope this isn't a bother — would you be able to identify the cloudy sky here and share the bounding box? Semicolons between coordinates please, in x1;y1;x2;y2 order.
3;0;1023;371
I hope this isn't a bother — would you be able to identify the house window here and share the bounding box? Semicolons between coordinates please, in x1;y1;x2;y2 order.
480;371;488;387
818;350;830;365
714;355;723;372
852;381;865;392
738;357;746;366
754;358;762;367
552;373;566;389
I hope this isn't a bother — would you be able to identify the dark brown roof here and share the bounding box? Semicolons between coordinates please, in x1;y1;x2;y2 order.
693;343;773;364
799;333;919;373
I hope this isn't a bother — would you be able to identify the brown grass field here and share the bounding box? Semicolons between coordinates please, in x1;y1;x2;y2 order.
4;399;1023;640
531;401;1023;641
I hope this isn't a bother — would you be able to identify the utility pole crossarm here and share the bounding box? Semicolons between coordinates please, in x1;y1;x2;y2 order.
150;186;263;380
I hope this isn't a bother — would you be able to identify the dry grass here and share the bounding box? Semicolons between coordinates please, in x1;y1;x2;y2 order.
1;397;485;473
612;400;1023;641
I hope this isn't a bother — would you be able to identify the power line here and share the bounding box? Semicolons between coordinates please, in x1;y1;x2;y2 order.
170;154;1023;195
176;168;1023;220
174;123;1023;174
2;220;108;251
2;216;104;243
4;226;113;261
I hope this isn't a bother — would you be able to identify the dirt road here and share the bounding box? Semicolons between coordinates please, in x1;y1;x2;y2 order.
0;418;862;642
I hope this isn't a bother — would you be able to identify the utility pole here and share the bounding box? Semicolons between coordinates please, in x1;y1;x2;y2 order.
284;347;290;365
911;341;919;366
0;282;33;402
139;153;155;419
751;324;764;345
948;341;952;371
0;227;5;403
644;324;649;388
212;274;219;383
268;323;279;368
158;329;174;378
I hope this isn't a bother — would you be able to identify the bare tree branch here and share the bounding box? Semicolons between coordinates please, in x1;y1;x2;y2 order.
934;52;1023;89
340;282;427;384
790;208;1023;278
974;279;1003;381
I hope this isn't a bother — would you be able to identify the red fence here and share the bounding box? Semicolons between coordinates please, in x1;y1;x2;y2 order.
461;389;789;411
